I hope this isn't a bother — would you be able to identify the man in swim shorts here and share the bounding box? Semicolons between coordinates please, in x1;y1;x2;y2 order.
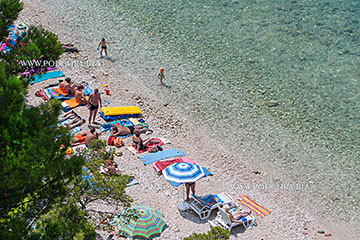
88;88;102;124
60;78;72;94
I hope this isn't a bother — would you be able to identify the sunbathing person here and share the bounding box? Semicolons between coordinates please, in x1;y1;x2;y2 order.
74;85;87;104
59;116;85;130
59;77;72;94
132;130;160;152
223;204;251;224
105;162;121;176
111;125;152;137
58;111;77;122
84;126;100;147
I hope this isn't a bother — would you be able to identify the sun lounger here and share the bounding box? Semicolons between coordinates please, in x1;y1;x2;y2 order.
189;192;234;220
208;206;255;231
139;149;186;165
152;156;196;174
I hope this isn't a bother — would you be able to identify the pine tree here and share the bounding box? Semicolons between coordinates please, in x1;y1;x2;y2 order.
0;0;23;38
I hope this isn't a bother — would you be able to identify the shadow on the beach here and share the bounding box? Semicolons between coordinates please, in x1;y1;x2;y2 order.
161;82;172;88
105;57;116;63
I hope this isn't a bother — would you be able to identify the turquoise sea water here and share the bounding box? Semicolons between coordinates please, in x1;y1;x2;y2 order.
46;0;359;225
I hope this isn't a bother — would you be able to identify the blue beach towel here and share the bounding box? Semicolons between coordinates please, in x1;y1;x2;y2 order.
29;70;65;85
139;149;186;165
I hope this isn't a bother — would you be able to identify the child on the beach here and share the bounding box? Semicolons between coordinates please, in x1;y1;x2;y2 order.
158;67;165;85
98;38;115;58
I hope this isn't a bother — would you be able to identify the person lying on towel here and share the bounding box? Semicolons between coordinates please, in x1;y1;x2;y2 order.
111;125;153;137
58;116;85;130
59;77;72;95
71;127;100;147
132;130;160;152
58;110;77;123
75;85;88;104
223;204;252;224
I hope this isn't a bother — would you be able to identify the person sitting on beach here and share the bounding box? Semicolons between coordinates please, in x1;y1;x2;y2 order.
105;162;121;176
74;85;87;104
185;182;196;202
132;130;160;152
111;125;152;137
222;204;251;224
158;67;165;85
84;126;100;147
98;38;115;58
59;77;72;94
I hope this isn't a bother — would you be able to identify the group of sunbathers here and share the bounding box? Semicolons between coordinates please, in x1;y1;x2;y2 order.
59;78;88;104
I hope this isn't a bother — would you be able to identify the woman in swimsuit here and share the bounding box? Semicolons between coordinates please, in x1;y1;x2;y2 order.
223;204;251;224
185;182;196;202
132;130;160;152
98;38;115;58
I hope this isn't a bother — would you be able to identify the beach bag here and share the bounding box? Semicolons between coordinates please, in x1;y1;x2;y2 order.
107;136;114;146
114;138;124;148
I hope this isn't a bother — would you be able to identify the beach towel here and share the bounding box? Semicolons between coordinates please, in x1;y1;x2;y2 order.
99;111;142;121
100;106;142;116
126;176;139;187
29;70;65;85
152;156;195;174
62;96;88;112
237;195;272;218
100;119;137;132
139;149;186;165
44;87;73;100
127;137;170;154
70;127;81;135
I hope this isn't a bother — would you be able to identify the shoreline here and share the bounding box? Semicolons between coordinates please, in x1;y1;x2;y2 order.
20;0;358;239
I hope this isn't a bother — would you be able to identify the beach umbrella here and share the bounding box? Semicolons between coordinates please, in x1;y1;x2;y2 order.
162;162;213;187
112;204;167;240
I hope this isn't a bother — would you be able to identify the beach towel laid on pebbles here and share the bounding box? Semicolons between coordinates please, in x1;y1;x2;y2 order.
45;84;92;100
237;195;272;218
139;149;186;165
99;106;142;121
28;70;65;85
62;96;89;112
152;157;196;175
100;118;147;132
127;137;170;154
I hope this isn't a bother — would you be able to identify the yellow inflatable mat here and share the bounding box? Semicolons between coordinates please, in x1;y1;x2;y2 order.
100;106;142;116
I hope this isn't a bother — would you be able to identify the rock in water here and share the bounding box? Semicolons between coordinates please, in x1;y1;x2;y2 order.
265;100;279;107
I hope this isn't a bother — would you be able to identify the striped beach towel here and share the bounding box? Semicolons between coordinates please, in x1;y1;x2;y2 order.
237;195;272;218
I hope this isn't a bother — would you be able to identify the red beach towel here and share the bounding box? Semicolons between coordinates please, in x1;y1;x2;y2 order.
152;156;196;174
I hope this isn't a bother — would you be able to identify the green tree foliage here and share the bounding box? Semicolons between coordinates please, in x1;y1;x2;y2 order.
71;140;132;210
3;25;64;75
30;199;96;240
0;0;23;38
183;227;230;240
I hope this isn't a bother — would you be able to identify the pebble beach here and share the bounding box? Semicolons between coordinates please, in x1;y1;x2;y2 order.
20;0;359;239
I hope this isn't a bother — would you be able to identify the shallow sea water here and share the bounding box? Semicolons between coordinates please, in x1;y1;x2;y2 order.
45;0;359;226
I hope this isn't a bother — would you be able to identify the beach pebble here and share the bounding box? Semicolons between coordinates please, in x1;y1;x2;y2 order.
265;100;279;107
324;233;332;237
317;230;325;234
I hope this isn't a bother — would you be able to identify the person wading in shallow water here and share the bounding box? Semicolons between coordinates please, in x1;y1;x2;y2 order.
88;88;102;124
98;38;115;58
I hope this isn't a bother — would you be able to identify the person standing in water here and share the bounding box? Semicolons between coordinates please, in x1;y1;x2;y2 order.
158;67;165;85
98;38;115;58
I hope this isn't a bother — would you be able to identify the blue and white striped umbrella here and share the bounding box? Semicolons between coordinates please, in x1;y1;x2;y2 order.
162;162;213;187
